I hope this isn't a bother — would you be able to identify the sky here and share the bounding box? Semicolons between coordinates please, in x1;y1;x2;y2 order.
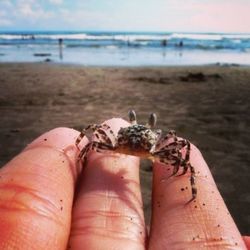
0;0;250;33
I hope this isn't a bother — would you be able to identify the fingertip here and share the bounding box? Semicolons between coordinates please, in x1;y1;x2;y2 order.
23;127;87;182
0;127;85;249
102;117;130;132
24;127;83;153
149;143;246;249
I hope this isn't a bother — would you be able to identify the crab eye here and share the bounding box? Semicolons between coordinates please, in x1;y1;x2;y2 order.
128;110;137;124
148;113;157;128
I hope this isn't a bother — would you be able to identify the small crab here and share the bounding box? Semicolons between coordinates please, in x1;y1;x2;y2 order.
75;110;196;202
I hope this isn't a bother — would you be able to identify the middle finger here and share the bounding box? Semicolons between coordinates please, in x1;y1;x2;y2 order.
68;118;146;250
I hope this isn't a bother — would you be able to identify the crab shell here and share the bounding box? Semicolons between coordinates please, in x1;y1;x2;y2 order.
114;124;162;159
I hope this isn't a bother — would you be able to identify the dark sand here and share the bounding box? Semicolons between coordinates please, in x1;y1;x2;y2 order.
0;63;249;234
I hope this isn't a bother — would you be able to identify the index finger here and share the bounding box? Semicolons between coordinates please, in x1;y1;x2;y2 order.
149;144;247;249
0;127;86;250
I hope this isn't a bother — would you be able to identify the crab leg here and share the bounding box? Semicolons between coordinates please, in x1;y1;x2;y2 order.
77;122;117;162
155;144;197;202
156;151;181;176
78;142;92;161
91;141;115;151
169;151;182;177
78;141;116;162
155;139;189;154
155;129;177;149
176;140;191;176
95;127;114;145
187;164;197;203
75;124;101;150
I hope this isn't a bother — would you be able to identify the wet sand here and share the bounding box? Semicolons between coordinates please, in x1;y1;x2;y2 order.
0;63;249;234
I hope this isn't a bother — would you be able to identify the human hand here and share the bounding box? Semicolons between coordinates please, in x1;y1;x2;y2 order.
0;118;249;249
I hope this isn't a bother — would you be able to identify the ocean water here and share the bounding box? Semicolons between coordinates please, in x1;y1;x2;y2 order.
0;31;250;66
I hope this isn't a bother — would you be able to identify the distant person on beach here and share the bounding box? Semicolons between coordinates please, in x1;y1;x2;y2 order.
175;40;184;47
161;39;167;47
59;38;63;60
0;119;249;249
127;39;131;46
59;38;63;45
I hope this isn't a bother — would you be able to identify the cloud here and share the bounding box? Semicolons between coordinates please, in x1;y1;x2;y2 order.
0;0;13;8
58;8;111;29
0;0;249;32
18;3;37;17
184;1;250;32
49;0;63;5
0;18;12;26
0;0;55;29
0;9;12;26
14;0;54;22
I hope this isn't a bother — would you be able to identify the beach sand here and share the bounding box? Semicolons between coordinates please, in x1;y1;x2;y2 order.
0;63;249;234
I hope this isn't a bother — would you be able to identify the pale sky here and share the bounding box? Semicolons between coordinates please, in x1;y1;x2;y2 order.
0;0;250;33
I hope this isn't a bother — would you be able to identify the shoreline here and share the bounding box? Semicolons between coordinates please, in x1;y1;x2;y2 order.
1;61;250;68
1;63;250;234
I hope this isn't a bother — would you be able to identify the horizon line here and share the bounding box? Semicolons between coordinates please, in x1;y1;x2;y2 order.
0;29;250;35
